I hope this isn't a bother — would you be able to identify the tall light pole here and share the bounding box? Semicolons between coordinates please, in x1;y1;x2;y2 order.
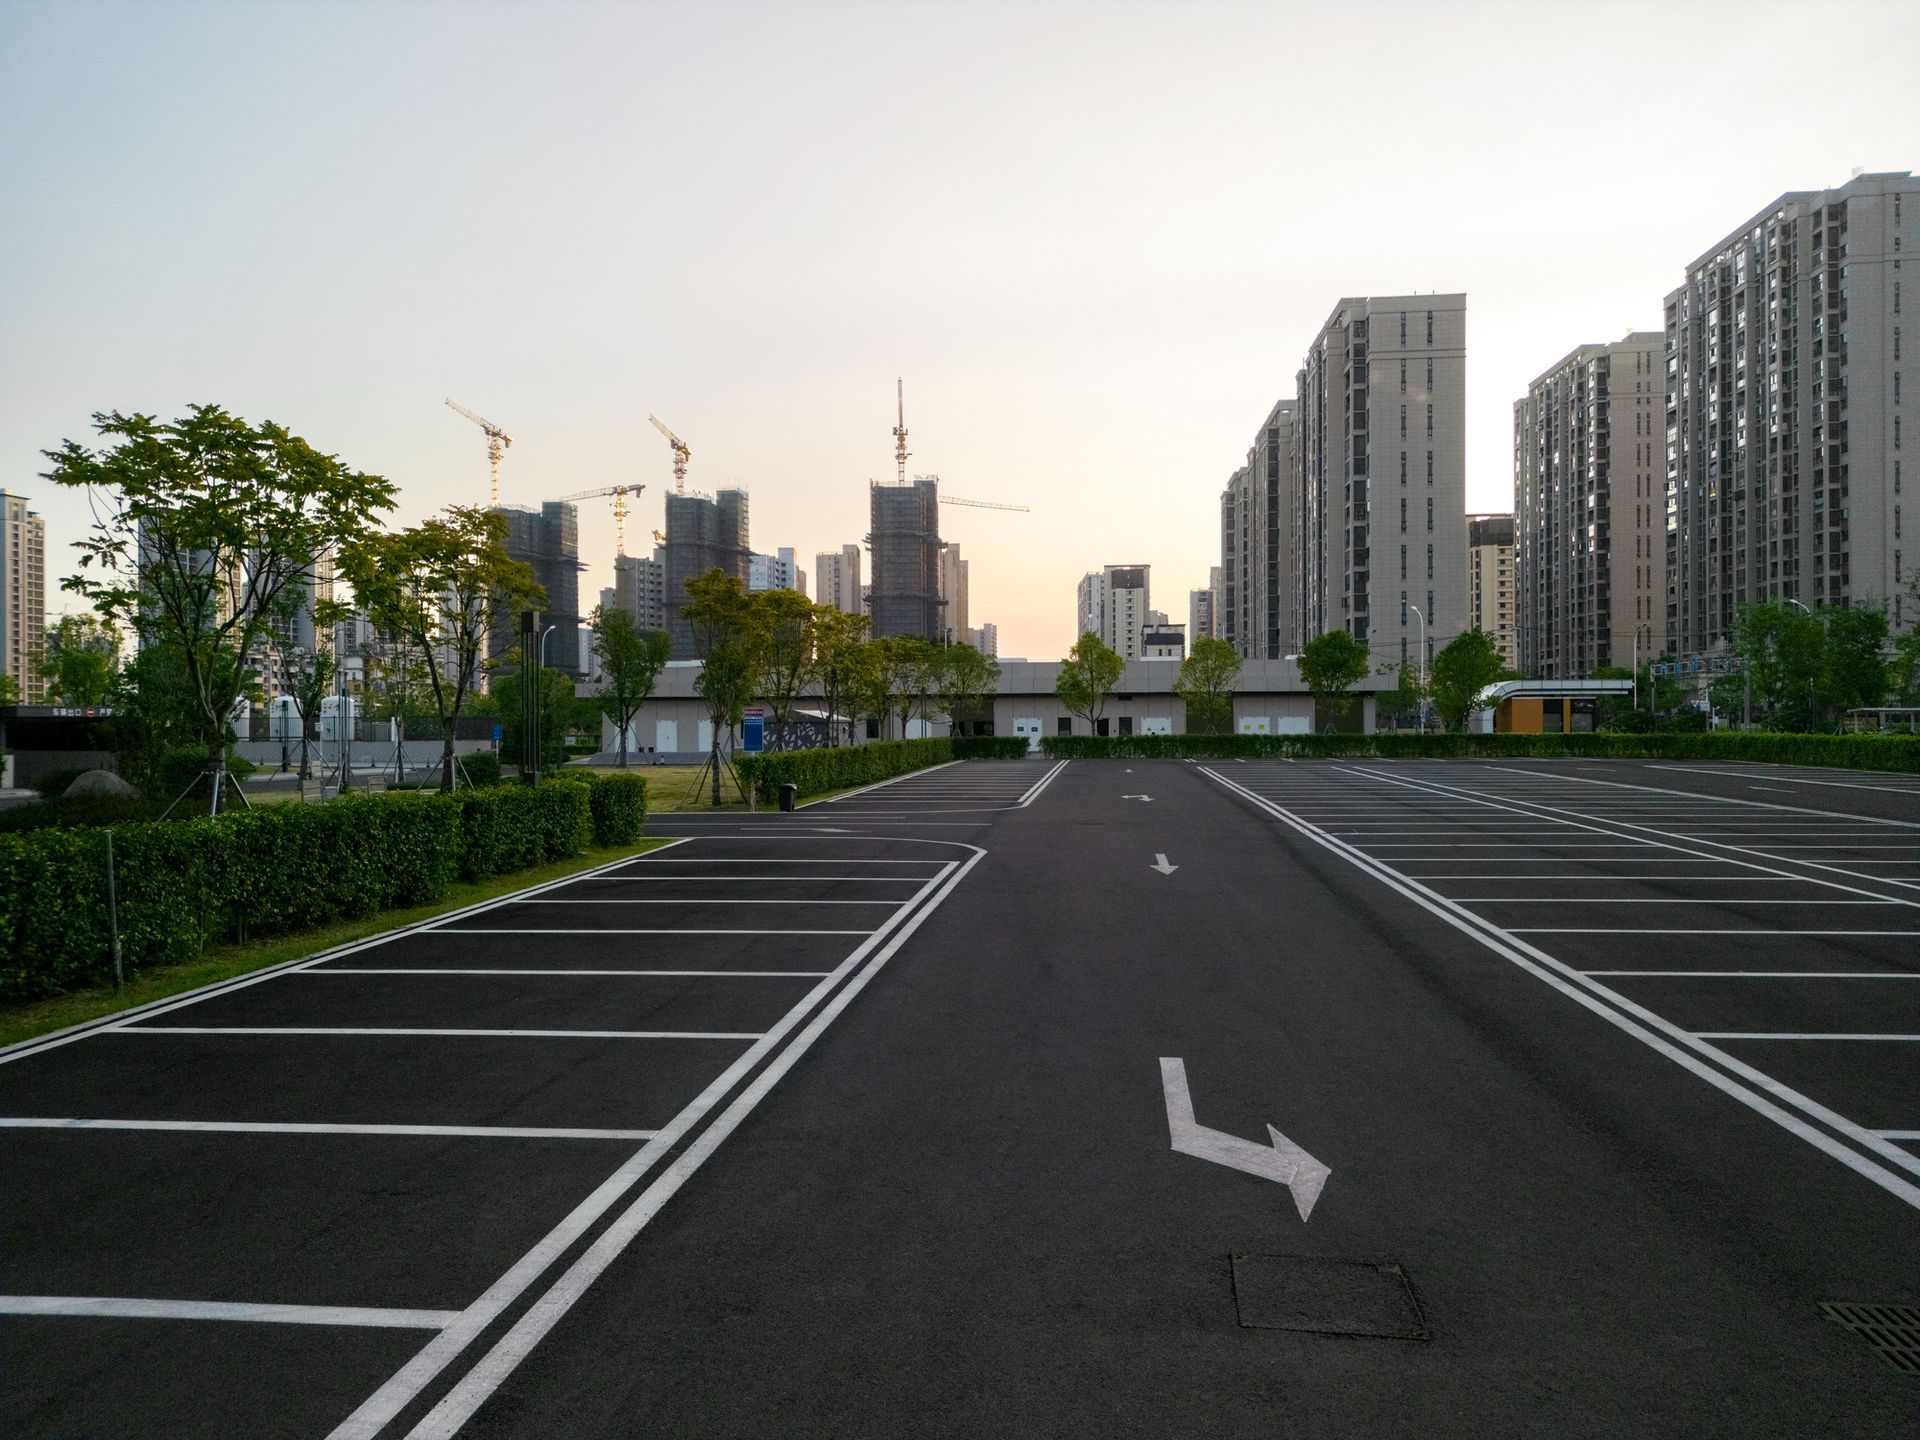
1409;604;1429;733
1783;597;1816;724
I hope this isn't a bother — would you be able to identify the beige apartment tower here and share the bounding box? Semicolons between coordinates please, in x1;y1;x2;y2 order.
1296;295;1468;672
1666;171;1919;650
1514;332;1665;676
814;544;864;617
0;490;47;703
1466;514;1516;669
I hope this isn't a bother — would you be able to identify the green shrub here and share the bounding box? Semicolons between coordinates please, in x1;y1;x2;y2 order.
0;793;158;833
460;751;502;787
735;738;953;800
452;781;591;881
952;736;1033;759
588;773;648;846
1036;731;1920;771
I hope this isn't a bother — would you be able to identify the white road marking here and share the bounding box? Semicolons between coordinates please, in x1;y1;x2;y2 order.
1159;1057;1329;1222
1877;1131;1920;1141
1150;853;1178;876
1509;928;1920;936
112;1027;763;1040
0;1118;658;1140
1202;766;1920;1210
300;968;831;978
1454;897;1895;905
581;875;927;882
342;847;988;1440
514;898;900;905
1695;1032;1920;1042
1583;971;1920;979
1650;763;1920;797
426;928;874;935
1122;794;1152;802
0;1296;457;1328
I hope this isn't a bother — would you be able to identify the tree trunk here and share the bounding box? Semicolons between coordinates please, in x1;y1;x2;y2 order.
618;711;629;768
206;736;226;816
440;714;457;793
709;727;722;806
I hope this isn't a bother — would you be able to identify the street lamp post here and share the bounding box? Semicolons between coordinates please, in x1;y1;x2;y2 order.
1409;604;1429;733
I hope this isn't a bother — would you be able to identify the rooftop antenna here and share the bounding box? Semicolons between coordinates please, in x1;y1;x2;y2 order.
892;377;910;484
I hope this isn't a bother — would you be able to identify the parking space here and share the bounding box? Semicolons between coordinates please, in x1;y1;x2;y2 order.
1202;758;1920;1211
0;832;981;1437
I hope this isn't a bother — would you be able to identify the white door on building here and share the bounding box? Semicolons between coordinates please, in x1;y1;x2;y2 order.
697;720;714;754
1140;716;1172;736
655;719;678;753
1275;716;1310;735
906;717;932;740
1238;716;1271;735
1012;717;1043;752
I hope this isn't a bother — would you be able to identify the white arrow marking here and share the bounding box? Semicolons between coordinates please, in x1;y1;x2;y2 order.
1159;1057;1329;1221
1121;794;1152;802
1150;853;1178;876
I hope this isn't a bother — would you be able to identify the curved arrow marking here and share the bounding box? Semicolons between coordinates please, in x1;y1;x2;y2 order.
1159;1057;1330;1221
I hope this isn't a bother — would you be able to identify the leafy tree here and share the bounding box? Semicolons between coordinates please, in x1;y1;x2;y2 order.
753;589;820;750
681;569;761;804
1730;600;1826;725
0;675;17;705
1895;577;1920;710
45;405;396;812
933;642;1001;735
344;506;542;792
1056;631;1124;733
590;605;670;767
1297;629;1371;729
282;640;337;782
1173;637;1241;735
493;662;575;772
1374;660;1427;731
879;634;942;739
814;609;872;746
1821;604;1890;718
40;614;121;706
1428;627;1505;732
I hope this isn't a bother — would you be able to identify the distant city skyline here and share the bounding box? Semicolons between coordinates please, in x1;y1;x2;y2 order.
2;1;1916;659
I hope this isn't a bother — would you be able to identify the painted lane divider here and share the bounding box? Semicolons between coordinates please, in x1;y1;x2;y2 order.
1160;1057;1329;1221
1150;853;1178;876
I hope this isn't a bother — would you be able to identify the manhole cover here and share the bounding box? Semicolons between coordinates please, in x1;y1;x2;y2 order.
1231;1254;1429;1341
1819;1302;1920;1374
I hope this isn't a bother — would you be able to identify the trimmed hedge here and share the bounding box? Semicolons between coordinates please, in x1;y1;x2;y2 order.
952;736;1033;760
736;738;954;800
0;781;603;1004
1038;731;1920;770
586;773;648;846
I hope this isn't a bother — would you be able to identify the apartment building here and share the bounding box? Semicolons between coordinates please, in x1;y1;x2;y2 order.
1218;465;1256;657
1296;294;1468;672
748;546;806;595
1514;331;1664;676
1666;171;1918;650
604;551;665;632
939;542;969;643
814;544;863;616
970;622;998;657
0;490;46;702
868;479;943;640
663;488;750;658
1466;514;1517;669
1189;576;1217;645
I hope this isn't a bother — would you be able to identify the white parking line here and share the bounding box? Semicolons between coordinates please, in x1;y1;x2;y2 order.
581;875;928;882
431;928;875;935
1695;1032;1920;1042
1513;928;1920;935
300;969;832;978
1584;971;1920;979
0;1297;458;1329
0;1118;659;1140
111;1027;765;1040
515;898;900;906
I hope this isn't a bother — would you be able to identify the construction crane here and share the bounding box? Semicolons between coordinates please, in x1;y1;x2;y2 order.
651;529;666;547
913;475;1030;513
648;415;691;494
558;484;646;555
445;399;512;505
892;377;910;484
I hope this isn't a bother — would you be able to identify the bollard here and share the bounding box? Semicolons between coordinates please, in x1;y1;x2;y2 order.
778;783;797;813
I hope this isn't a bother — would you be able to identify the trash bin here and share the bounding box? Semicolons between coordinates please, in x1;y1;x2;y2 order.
778;783;797;813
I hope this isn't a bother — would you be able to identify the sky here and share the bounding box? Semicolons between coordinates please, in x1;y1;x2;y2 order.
3;0;1918;661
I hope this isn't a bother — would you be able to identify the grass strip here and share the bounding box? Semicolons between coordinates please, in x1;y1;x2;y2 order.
0;836;672;1049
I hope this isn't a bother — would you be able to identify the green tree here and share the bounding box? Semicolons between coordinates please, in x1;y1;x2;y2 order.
0;675;18;705
814;609;872;746
1297;629;1371;729
283;641;337;782
590;605;670;767
1173;637;1242;735
1730;600;1826;727
1821;604;1890;720
933;642;1001;735
1428;627;1505;732
39;614;121;706
753;589;820;750
1374;660;1427;731
1056;631;1124;733
681;569;761;804
493;663;575;772
344;506;542;792
878;634;942;739
46;405;396;812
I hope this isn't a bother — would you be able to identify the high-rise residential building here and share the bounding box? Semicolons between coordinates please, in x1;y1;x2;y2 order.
1102;565;1150;659
814;544;864;616
1189;575;1217;645
868;478;943;639
492;501;587;676
969;622;998;657
1667;172;1919;650
1466;514;1518;670
1297;294;1468;673
1514;332;1665;676
1075;570;1106;642
663;488;750;658
748;546;805;595
938;542;969;643
0;490;47;702
1219;465;1255;656
604;550;665;633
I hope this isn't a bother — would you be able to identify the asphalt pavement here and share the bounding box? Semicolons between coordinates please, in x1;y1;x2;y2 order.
2;756;1915;1436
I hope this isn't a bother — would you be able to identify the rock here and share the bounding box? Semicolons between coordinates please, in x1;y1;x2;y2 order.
63;769;137;800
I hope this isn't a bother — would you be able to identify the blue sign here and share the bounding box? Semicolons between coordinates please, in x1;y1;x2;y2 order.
492;723;504;745
741;715;765;753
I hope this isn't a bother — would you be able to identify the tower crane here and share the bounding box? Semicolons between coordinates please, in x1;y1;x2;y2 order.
445;399;513;505
557;484;646;555
648;415;691;494
912;475;1030;513
892;377;910;484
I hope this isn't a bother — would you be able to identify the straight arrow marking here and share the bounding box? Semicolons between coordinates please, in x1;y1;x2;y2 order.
1121;794;1152;802
1159;1057;1329;1221
1151;854;1178;876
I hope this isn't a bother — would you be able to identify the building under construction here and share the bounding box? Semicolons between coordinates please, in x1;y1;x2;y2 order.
867;477;944;640
663;488;750;658
490;502;586;677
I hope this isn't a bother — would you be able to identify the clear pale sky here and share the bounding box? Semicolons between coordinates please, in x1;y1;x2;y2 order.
3;0;1917;660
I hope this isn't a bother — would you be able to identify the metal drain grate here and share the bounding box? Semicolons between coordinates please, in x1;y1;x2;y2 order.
1819;1302;1920;1374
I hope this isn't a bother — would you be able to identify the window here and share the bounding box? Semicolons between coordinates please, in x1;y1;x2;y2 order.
1399;405;1407;438
1399;312;1407;346
1425;311;1434;344
1400;544;1407;579
1400;497;1407;531
1427;542;1434;579
1056;716;1072;736
1427;450;1434;483
1426;357;1434;390
1400;591;1407;622
1118;716;1133;736
1426;498;1434;532
1426;404;1433;438
1400;452;1408;483
1400;359;1407;390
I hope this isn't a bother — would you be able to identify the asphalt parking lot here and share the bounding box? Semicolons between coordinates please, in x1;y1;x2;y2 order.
3;754;1916;1437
